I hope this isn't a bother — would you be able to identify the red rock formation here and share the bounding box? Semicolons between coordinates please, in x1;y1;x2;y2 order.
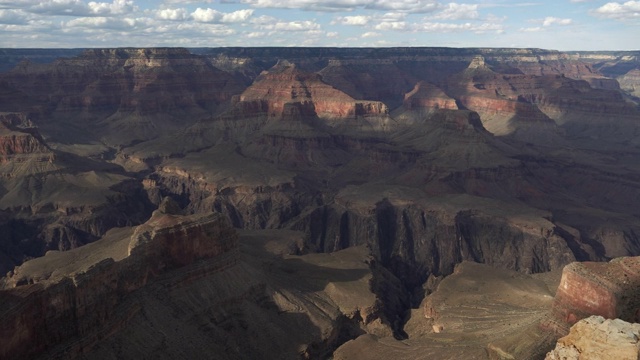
239;61;388;119
551;257;640;332
445;58;639;144
0;210;238;360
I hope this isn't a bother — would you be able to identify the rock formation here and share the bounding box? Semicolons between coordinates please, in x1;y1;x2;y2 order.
0;208;238;360
551;257;640;331
402;81;458;111
545;316;640;360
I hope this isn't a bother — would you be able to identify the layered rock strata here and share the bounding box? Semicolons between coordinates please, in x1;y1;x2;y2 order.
551;257;640;330
0;207;237;360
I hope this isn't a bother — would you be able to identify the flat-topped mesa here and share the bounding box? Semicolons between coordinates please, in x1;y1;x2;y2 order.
551;257;640;333
0;210;238;360
238;61;388;119
403;81;458;111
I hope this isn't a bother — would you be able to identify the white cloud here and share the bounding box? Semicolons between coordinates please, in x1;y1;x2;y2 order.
240;0;440;13
374;20;407;30
413;21;504;33
28;0;135;17
64;16;138;29
326;31;339;37
156;8;188;21
432;3;478;20
191;8;253;23
594;1;640;19
273;20;320;31
0;9;31;24
87;0;134;15
520;26;542;32
335;15;371;25
361;31;381;37
542;16;572;26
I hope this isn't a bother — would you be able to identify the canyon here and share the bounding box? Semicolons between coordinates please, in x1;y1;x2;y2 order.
0;47;640;359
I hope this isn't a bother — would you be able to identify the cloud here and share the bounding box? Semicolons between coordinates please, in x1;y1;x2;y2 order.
239;0;440;13
593;1;640;19
272;20;320;31
191;8;253;23
0;9;31;24
156;8;188;21
361;31;381;37
334;15;371;25
64;16;138;29
28;0;136;17
87;0;135;15
414;21;503;33
250;14;321;31
542;16;572;26
432;3;478;20
520;26;542;32
246;31;264;38
374;20;407;30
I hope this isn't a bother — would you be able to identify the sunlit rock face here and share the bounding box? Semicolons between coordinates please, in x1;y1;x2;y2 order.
546;316;640;360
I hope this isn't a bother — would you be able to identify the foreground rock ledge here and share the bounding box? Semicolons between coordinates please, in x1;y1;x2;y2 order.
546;316;640;360
0;209;237;360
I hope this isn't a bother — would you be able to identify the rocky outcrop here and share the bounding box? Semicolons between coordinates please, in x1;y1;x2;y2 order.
402;81;457;111
545;316;640;360
0;209;238;360
0;113;51;160
551;257;640;331
239;61;388;120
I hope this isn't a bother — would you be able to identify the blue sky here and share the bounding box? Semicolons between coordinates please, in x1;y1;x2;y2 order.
0;0;638;50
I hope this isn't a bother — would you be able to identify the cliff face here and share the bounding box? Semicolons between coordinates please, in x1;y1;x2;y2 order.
551;257;640;330
0;209;238;360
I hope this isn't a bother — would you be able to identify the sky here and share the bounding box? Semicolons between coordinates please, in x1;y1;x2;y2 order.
0;0;638;50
